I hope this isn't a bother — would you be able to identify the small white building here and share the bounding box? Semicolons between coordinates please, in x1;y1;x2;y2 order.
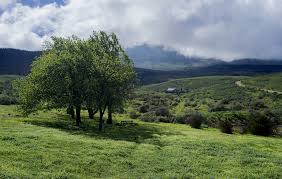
166;88;177;93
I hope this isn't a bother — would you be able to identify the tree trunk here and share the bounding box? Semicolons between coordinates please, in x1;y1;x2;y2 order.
99;108;105;131
107;104;113;124
88;108;94;119
67;105;75;119
75;105;81;126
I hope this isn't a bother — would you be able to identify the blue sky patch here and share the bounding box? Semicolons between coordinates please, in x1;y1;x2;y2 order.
19;0;65;7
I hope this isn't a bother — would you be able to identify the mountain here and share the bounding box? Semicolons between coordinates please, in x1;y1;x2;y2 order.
230;58;282;65
136;64;282;85
0;48;41;75
2;47;282;85
126;44;223;70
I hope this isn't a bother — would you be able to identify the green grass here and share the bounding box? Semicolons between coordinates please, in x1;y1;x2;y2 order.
0;105;281;178
242;73;282;91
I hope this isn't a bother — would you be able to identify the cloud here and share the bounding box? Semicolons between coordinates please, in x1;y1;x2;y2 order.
0;0;282;60
0;0;16;10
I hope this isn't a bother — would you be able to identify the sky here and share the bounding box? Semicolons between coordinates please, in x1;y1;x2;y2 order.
0;0;282;60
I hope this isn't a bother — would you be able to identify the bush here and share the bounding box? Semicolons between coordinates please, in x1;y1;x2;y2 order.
218;120;233;134
155;107;170;117
158;116;172;123
248;111;277;136
187;113;205;129
173;114;187;124
250;101;267;110
209;102;227;112
139;105;149;113
140;113;158;122
0;94;17;105
129;111;140;119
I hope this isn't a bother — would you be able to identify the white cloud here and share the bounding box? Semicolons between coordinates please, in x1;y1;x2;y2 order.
0;0;282;60
0;0;15;10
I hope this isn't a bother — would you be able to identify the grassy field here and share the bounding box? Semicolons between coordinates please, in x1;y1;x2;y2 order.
0;105;282;178
242;73;282;91
134;76;282;123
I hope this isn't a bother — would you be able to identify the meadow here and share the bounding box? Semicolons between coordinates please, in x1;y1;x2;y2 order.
0;105;281;178
0;74;282;178
242;73;282;91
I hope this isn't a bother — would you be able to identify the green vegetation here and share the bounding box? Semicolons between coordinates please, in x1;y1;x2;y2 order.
16;31;135;131
132;76;282;135
0;75;20;105
242;72;282;91
0;105;281;178
1;44;282;177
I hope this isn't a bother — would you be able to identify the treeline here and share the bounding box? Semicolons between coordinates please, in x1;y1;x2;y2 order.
16;31;136;131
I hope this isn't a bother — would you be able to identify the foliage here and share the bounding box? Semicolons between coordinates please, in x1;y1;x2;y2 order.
138;104;149;113
155;107;170;117
218;120;233;134
187;113;204;129
17;31;136;130
0;75;20;105
129;111;140;119
248;111;278;136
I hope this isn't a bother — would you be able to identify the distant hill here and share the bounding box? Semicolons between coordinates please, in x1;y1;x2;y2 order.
136;64;282;84
0;49;41;75
126;44;222;70
230;58;282;65
2;47;282;85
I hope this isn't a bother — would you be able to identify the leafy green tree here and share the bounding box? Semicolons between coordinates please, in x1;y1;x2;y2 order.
17;31;136;131
18;36;95;126
88;31;136;129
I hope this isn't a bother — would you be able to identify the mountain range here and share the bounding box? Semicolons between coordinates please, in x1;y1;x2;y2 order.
1;45;282;84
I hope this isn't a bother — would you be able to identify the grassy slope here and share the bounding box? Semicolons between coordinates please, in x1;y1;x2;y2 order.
137;76;282;117
0;105;281;178
242;73;282;91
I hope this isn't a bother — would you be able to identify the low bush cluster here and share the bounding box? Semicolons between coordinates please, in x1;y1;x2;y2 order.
248;111;278;136
218;120;233;134
186;113;204;129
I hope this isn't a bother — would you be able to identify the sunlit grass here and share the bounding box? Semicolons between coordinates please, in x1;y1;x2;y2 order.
0;105;281;178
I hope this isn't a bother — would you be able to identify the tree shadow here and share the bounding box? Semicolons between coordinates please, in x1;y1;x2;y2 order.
24;113;181;145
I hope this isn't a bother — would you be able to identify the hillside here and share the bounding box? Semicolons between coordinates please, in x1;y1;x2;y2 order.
136;64;282;84
0;105;281;178
2;48;282;85
242;73;282;92
126;44;221;70
0;49;41;75
134;75;282;128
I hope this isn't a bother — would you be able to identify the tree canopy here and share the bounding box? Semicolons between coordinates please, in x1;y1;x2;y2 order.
17;31;136;130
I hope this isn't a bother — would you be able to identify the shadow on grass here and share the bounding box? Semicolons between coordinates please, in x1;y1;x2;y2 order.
24;113;180;144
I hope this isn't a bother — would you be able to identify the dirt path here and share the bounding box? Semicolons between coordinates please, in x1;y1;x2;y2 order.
235;81;282;95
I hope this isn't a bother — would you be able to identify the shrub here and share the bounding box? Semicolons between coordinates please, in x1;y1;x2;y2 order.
155;107;170;117
218;120;233;134
139;105;149;113
250;101;267;110
173;114;187;124
187;113;205;129
129;111;140;119
0;94;17;105
209;102;227;112
248;111;277;136
158;116;172;123
140;113;158;122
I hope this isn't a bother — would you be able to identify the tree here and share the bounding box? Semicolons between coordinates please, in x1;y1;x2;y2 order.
17;31;136;131
17;36;96;126
88;31;136;129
